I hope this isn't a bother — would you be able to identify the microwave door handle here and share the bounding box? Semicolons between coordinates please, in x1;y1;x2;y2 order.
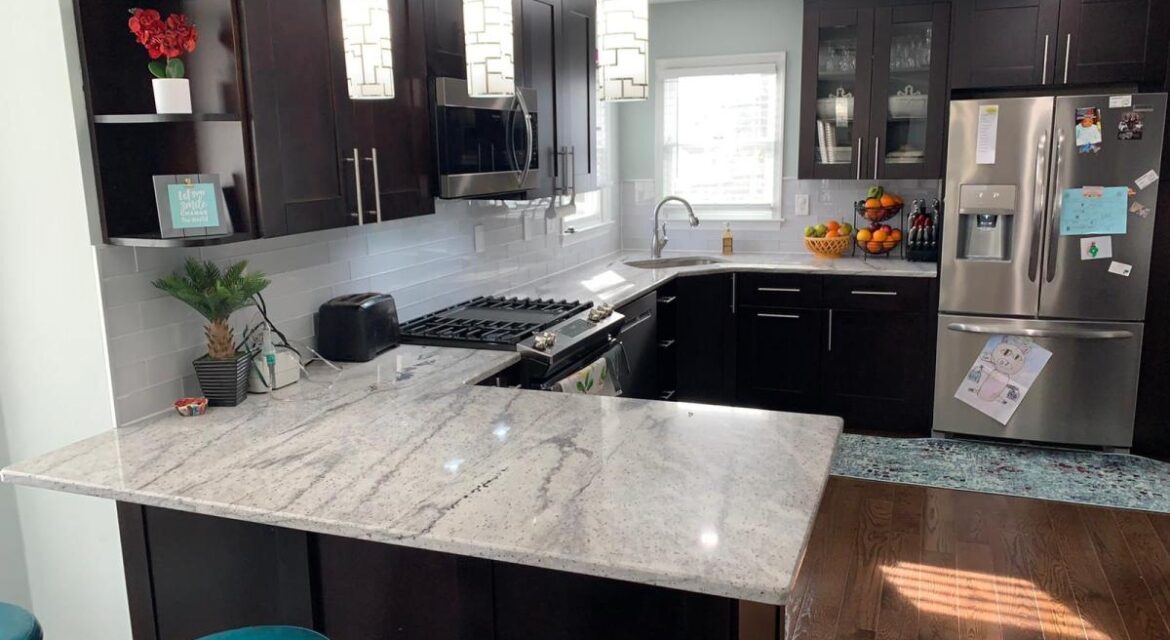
1044;128;1065;283
1028;132;1048;282
517;91;534;187
947;323;1133;340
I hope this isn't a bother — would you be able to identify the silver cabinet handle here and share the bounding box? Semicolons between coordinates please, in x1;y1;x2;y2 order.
1041;34;1050;84
851;290;897;296
1063;33;1071;83
345;147;363;225
363;148;381;223
758;313;800;319
856;138;863;179
947;323;1133;340
758;287;801;293
1028;132;1048;282
731;273;737;314
827;309;833;351
873;137;880;180
618;311;653;334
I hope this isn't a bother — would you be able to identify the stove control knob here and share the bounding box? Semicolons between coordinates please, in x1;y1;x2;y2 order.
533;331;557;351
588;304;615;323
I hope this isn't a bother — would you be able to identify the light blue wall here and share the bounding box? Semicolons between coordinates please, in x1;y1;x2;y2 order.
618;0;804;179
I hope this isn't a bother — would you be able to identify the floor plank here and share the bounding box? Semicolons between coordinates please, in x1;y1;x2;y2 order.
789;478;1170;640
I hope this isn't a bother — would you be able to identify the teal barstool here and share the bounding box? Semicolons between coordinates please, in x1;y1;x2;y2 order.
197;627;327;640
0;602;41;640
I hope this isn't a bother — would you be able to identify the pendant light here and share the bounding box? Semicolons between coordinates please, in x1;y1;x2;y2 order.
598;0;649;101
340;0;395;99
464;0;516;97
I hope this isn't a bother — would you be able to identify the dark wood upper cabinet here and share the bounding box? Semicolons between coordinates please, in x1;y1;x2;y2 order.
516;0;561;198
951;0;1169;90
799;3;947;180
239;0;354;237
557;0;598;193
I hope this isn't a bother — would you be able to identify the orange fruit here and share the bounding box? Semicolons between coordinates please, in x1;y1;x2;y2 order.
867;240;883;252
856;229;873;242
890;229;903;241
826;220;841;231
864;198;882;209
892;194;904;205
872;229;889;242
879;194;897;208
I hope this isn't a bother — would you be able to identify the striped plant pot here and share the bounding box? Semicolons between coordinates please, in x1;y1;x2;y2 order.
192;351;253;407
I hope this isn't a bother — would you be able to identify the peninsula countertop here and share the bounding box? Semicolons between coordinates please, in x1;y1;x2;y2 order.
1;342;843;606
506;249;936;310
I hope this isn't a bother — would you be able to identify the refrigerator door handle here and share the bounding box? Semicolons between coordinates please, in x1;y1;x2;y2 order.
1044;128;1065;283
947;323;1134;340
1028;132;1048;282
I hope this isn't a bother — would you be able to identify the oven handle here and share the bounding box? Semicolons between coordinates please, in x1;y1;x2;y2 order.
946;323;1133;340
516;90;534;188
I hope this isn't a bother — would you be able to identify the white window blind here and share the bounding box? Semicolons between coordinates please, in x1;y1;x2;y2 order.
658;54;785;218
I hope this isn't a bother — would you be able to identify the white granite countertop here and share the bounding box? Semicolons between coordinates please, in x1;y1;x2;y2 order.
1;343;842;606
506;250;936;310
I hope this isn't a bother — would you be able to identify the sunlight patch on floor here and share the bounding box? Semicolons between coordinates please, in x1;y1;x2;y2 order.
882;562;1104;640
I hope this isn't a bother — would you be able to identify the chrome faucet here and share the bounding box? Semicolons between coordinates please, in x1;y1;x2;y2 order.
650;196;700;258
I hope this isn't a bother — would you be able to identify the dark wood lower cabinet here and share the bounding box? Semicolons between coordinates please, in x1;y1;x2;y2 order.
736;307;825;413
119;504;782;640
675;274;737;405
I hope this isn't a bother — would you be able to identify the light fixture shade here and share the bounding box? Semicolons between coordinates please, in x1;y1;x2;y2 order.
341;0;395;100
464;0;516;97
598;0;649;101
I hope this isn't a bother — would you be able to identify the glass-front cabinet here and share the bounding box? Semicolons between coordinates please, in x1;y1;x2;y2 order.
799;3;950;181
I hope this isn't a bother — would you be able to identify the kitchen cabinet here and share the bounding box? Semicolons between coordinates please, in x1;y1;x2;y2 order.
798;3;949;180
736;307;826;413
616;292;659;400
951;0;1169;90
557;0;599;193
674;274;737;405
243;0;434;237
516;0;560;197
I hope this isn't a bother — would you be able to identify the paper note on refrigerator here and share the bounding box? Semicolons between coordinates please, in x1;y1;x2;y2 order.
1059;187;1128;236
954;336;1054;426
976;105;999;165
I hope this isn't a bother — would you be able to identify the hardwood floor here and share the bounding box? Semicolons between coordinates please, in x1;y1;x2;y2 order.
788;477;1170;640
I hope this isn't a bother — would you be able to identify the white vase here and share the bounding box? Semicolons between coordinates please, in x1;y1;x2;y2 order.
152;78;192;114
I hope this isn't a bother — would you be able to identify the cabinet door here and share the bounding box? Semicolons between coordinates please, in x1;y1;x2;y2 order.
822;309;932;435
424;0;467;78
869;3;949;180
950;0;1060;89
616;291;658;400
516;0;560;198
675;274;736;405
798;7;875;180
558;0;598;193
1054;0;1170;86
240;0;354;237
350;0;436;224
736;308;825;413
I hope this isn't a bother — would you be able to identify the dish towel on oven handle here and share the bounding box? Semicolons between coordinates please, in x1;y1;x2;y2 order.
549;344;627;396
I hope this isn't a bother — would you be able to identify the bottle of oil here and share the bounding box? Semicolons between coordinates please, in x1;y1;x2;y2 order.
722;223;734;255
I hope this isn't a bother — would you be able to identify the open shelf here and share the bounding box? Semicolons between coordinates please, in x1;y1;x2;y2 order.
107;231;255;248
94;113;242;124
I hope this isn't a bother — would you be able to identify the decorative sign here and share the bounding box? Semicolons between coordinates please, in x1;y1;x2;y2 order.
153;174;232;238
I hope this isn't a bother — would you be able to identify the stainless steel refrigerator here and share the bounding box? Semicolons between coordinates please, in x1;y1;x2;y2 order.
934;93;1166;449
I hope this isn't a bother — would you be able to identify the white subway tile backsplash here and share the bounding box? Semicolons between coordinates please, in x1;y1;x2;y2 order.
98;197;620;425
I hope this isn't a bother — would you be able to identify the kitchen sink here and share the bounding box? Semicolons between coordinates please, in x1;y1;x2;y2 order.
623;256;729;269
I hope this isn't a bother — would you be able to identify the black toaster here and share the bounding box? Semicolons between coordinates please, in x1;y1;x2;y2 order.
316;293;400;362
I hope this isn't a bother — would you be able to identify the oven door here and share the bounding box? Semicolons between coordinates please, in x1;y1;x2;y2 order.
433;77;538;198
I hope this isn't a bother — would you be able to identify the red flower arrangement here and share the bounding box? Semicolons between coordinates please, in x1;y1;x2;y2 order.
128;8;198;79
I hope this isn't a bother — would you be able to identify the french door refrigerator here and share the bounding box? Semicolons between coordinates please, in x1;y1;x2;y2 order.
934;94;1166;449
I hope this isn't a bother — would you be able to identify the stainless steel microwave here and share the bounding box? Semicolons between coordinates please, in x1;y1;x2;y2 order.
432;77;539;199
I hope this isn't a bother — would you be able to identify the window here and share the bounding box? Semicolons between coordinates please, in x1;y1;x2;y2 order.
657;53;785;219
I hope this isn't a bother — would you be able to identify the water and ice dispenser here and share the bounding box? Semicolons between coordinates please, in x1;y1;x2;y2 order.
955;185;1017;261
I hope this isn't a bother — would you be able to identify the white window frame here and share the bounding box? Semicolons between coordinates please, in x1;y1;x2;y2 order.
655;52;786;221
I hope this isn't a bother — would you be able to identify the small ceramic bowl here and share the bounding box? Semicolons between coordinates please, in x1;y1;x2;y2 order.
174;397;209;417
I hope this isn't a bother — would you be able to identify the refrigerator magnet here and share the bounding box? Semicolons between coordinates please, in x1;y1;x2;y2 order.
1135;169;1159;190
1109;95;1133;109
1075;107;1103;154
1117;112;1144;140
1108;261;1133;277
1079;236;1113;261
1130;201;1151;218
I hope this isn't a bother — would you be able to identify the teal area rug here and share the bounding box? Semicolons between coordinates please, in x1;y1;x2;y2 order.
830;434;1170;514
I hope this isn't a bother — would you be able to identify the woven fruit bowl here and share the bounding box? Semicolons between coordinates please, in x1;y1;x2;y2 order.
859;203;903;223
804;235;852;258
857;237;902;255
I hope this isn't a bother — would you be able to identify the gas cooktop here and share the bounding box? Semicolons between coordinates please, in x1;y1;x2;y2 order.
399;296;593;350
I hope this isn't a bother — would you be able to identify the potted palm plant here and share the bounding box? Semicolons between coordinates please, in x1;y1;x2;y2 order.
153;259;270;406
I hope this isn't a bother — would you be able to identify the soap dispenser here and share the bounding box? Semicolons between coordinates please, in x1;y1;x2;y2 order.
722;223;734;255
